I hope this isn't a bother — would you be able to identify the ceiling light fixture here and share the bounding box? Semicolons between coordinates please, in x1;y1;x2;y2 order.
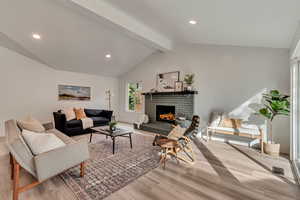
105;54;111;59
189;20;197;25
32;33;41;40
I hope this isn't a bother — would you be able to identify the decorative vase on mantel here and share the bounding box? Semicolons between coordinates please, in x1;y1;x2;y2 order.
186;85;193;91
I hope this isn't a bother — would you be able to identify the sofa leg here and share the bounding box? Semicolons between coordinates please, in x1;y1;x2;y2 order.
13;158;20;200
80;162;85;177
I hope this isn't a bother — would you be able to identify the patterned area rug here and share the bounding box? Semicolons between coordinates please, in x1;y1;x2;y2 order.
60;133;160;200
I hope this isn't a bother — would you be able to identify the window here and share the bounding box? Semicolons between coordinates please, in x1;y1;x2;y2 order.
291;60;300;180
127;82;142;112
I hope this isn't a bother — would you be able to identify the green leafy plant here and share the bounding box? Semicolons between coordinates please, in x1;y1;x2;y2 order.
128;83;137;111
184;74;195;85
109;121;118;131
259;90;290;143
128;83;142;111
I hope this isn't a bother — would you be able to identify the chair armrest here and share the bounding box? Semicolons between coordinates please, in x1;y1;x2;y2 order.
34;138;90;182
53;112;66;132
43;122;54;131
99;110;113;121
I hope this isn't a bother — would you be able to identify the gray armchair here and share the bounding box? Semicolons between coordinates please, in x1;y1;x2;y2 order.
5;120;90;200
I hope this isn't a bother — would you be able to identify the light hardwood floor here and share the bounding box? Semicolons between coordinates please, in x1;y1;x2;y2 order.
1;126;299;200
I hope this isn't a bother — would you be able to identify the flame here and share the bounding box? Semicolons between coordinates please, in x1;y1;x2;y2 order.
160;113;175;121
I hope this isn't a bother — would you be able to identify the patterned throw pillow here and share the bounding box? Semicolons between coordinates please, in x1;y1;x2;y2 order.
74;108;87;120
220;117;242;128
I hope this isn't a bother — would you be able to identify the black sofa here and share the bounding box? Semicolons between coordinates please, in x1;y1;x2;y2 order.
53;109;113;136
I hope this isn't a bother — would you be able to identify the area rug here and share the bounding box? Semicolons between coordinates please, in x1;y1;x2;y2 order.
60;133;160;200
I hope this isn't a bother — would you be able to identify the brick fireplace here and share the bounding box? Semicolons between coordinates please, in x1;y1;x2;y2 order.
139;91;197;134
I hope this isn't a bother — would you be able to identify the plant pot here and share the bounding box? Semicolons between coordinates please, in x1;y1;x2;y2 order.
135;103;142;112
264;142;280;156
187;85;193;91
109;126;116;132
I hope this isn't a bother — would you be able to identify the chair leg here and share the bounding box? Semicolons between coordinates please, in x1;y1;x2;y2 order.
80;162;85;177
260;138;264;154
206;129;209;142
260;129;264;154
12;158;20;200
188;145;195;162
10;153;14;180
10;153;13;165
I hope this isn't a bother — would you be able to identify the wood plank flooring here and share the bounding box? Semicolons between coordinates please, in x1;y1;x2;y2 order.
0;125;299;200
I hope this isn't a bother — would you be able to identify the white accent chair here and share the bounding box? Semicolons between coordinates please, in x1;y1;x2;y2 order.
5;119;90;200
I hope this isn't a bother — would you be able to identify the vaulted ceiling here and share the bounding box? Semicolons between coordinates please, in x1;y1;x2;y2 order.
1;0;300;77
105;0;300;49
0;0;162;77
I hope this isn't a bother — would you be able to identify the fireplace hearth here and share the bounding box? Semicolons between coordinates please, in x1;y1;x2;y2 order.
156;105;175;123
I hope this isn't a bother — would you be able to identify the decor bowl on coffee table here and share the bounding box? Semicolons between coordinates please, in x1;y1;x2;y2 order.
60;133;160;200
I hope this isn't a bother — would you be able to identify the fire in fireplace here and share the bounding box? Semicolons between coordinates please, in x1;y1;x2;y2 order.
156;105;175;123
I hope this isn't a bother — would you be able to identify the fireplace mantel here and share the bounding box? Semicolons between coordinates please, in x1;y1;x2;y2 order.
142;91;198;96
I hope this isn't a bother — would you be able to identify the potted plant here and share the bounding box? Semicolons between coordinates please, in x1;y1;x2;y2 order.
259;90;290;156
134;91;142;112
109;121;118;132
184;73;195;91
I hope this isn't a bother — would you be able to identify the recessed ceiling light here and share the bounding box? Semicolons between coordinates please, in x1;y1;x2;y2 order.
32;33;41;40
105;54;111;59
189;20;197;25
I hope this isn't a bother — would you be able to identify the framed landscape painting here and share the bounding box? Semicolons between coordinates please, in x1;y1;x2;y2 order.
157;71;180;92
58;85;91;101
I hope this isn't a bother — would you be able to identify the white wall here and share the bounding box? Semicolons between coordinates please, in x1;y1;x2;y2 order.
119;44;290;153
0;46;119;136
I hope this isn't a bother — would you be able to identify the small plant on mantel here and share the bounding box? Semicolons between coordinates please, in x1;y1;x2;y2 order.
259;90;290;156
184;73;195;91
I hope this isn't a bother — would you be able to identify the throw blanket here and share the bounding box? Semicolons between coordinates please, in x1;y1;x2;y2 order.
81;118;94;129
135;114;149;129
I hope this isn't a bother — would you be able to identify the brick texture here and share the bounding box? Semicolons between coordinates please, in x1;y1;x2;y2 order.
145;94;194;122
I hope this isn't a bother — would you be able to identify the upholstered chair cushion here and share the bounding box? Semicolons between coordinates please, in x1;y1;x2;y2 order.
22;129;66;155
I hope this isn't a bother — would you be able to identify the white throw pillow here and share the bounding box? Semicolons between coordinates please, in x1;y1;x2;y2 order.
62;107;76;121
210;116;221;127
22;130;66;155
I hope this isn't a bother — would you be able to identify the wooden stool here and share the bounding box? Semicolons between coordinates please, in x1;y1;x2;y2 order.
157;138;180;169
